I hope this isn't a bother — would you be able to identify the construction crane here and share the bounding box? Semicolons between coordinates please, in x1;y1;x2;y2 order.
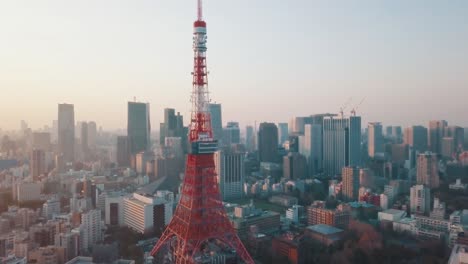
339;97;353;118
351;98;366;116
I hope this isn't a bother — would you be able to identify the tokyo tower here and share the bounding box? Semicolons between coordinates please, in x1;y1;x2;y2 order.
150;1;254;263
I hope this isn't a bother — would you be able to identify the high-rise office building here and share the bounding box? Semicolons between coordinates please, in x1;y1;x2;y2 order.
87;121;97;149
283;153;307;180
342;167;360;201
258;123;279;163
410;185;430;215
278;123;289;145
208;103;223;142
416;152;439;189
123;192;174;235
386;126;403;142
428;120;448;154
32;132;51;152
58;103;75;163
116;136;130;167
245;126;255;151
445;126;465;151
127;102;151;155
368;122;383;158
289;117;307;135
323;116;361;176
223;122;240;146
300;124;322;176
81;122;89;160
30;149;46;181
404;126;428;152
442;137;455;158
214;150;245;201
80;209;102;251
160;108;186;151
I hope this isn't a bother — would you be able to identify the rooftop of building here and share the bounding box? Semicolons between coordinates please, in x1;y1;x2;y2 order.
306;224;344;235
380;209;406;216
229;210;280;223
396;217;416;224
348;201;375;208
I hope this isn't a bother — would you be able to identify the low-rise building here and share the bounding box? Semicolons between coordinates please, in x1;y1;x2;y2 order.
305;224;344;246
269;195;298;207
229;204;281;240
378;209;407;222
449;179;467;191
307;202;351;230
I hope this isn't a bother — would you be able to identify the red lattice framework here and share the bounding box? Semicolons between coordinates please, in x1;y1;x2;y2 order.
150;1;254;263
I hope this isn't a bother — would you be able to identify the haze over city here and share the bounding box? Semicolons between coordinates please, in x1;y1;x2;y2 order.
1;0;468;130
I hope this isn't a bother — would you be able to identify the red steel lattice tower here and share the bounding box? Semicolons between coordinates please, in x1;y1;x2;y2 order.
150;1;254;263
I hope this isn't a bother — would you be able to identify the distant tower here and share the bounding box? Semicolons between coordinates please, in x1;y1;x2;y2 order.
258;123;279;163
368;122;383;158
58;104;75;163
127;102;151;154
150;1;254;263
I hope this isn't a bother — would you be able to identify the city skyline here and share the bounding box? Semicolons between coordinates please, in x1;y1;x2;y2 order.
1;0;468;130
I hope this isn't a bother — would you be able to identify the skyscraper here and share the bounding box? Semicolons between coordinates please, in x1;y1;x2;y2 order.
116;136;129;167
258;122;279;163
245;125;255;151
58;104;75;163
342;167;360;201
444;126;465;151
87;121;97;150
283;152;307;180
208;103;223;141
301;124;323;176
81;122;89;161
323;116;361;176
410;185;430;215
32;132;51;152
368;122;383;158
441;137;455;158
404;126;428;153
416;152;439;189
30;149;46;181
222;122;240;146
127;102;151;155
428;120;448;154
278;123;289;145
214;150;245;201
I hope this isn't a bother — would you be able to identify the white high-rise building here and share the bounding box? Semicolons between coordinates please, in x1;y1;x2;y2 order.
323;116;361;176
105;194;125;226
123;192;174;234
300;124;322;176
42;198;60;220
410;185;430;215
214;150;245;201
286;205;303;224
368;122;384;158
80;209;102;252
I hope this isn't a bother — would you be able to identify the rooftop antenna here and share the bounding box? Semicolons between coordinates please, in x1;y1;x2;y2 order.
198;0;203;21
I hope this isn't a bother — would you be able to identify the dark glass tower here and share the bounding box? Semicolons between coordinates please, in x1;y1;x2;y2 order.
127;102;151;154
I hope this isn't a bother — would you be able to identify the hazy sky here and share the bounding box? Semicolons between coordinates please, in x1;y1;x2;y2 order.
1;0;468;131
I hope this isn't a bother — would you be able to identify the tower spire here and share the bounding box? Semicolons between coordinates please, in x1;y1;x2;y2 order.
198;0;203;21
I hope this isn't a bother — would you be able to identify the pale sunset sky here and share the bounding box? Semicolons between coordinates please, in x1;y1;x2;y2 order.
0;0;467;130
